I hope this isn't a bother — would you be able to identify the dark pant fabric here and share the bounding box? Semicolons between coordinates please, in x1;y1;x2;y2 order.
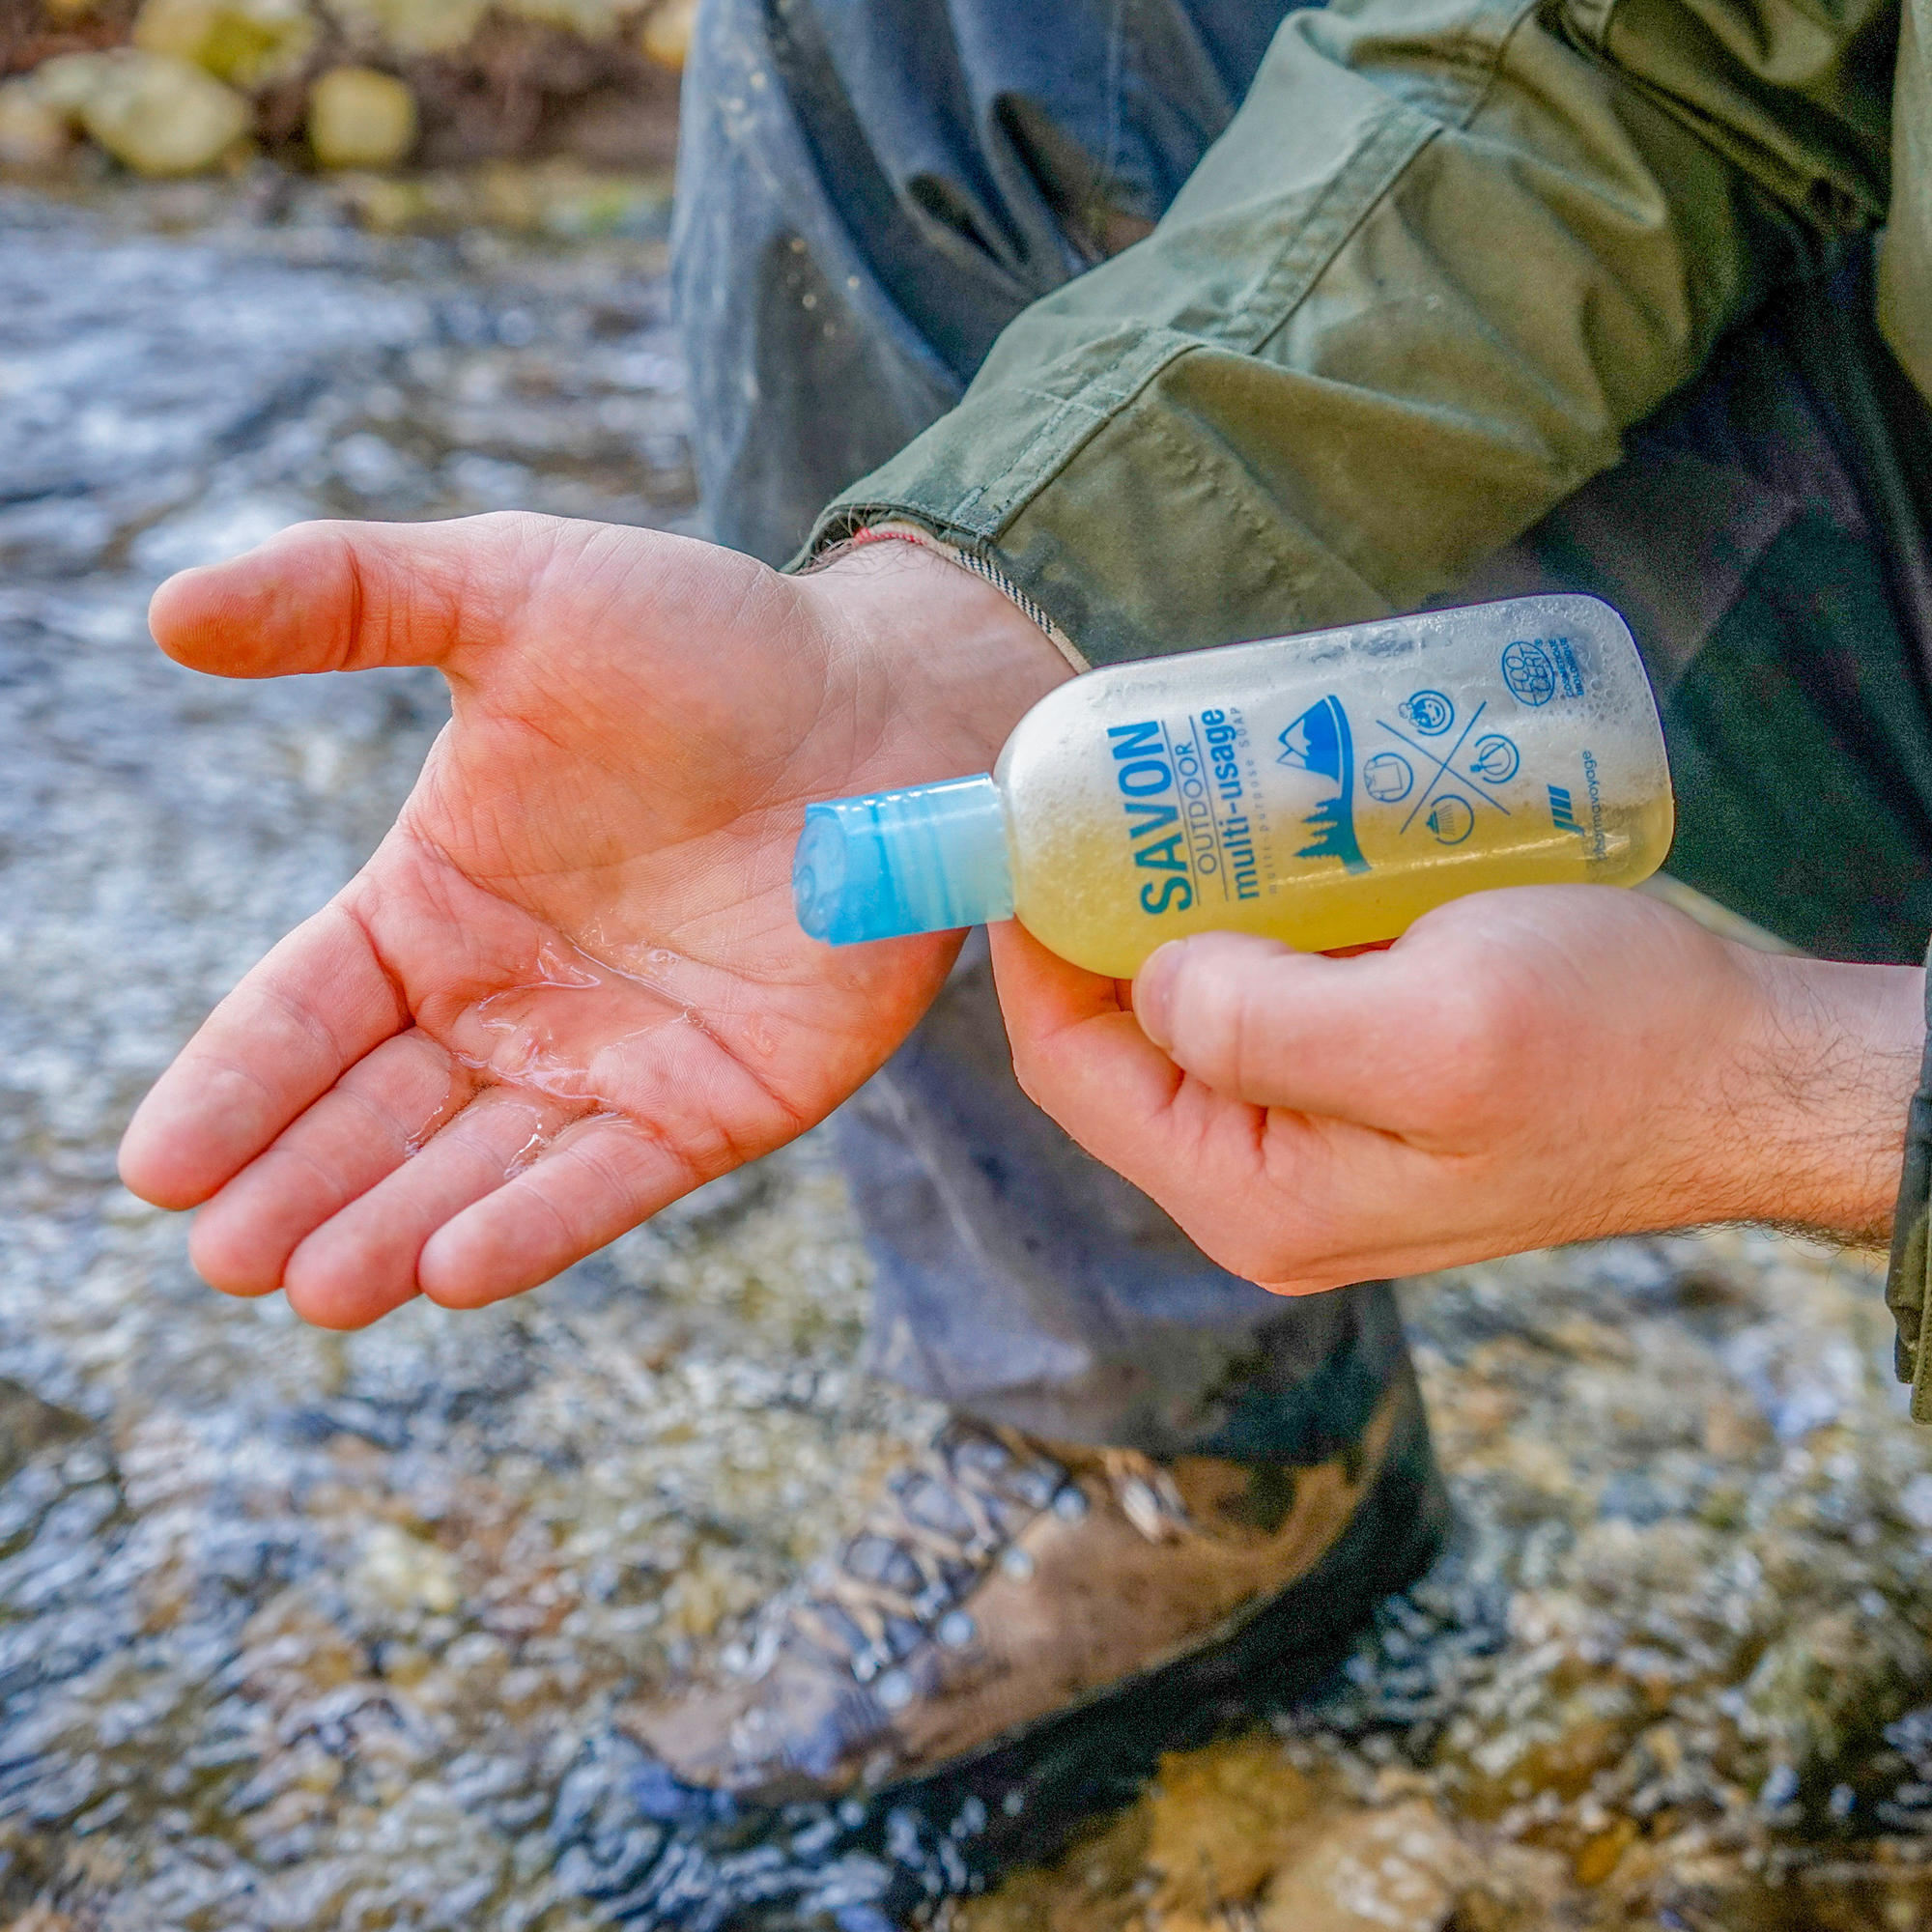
837;931;1406;1458
670;0;1932;1451
672;0;1297;568
1466;246;1932;966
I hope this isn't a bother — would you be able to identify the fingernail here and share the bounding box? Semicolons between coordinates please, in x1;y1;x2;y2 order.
1134;941;1186;1049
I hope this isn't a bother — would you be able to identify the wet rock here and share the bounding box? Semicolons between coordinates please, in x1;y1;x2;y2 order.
0;79;72;169
1144;1734;1322;1918
1255;1802;1565;1932
954;1751;1570;1932
131;0;317;90
1746;1604;1931;1793
41;48;252;175
8;1911;77;1932
306;63;417;168
326;0;488;55
1794;1859;1932;1930
0;1379;89;1483
1457;1677;1643;1815
638;0;693;69
350;1520;462;1617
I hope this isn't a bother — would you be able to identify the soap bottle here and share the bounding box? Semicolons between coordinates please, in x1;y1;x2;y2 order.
793;593;1673;979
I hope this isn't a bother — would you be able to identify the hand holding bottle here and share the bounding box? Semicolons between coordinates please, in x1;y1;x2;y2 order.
990;888;1925;1291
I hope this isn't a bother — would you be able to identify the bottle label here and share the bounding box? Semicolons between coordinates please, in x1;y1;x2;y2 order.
1110;709;1304;917
1108;633;1615;926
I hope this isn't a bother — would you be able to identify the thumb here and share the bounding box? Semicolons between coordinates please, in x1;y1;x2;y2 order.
147;512;553;679
1130;927;1447;1128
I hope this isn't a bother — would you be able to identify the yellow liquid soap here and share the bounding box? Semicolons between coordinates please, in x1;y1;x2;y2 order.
794;594;1675;980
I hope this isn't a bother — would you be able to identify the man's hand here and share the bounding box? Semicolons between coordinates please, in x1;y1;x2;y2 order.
991;887;1925;1293
119;518;1070;1327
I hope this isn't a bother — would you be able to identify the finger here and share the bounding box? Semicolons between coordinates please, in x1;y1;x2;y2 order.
990;927;1492;1287
986;917;1130;1034
419;1113;697;1308
988;922;1200;1169
1132;928;1487;1130
119;902;409;1209
146;512;553;679
187;1030;472;1296
279;1085;582;1329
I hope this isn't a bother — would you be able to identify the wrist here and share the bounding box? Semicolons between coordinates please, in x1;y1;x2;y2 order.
799;538;1075;780
1707;949;1924;1240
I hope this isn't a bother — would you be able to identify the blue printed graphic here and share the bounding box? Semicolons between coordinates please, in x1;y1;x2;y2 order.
1469;732;1520;784
1401;690;1454;735
1374;697;1512;846
1502;640;1556;706
1548;783;1583;833
1363;752;1414;803
1278;696;1369;874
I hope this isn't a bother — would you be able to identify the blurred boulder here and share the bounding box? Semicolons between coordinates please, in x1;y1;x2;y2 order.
636;0;687;70
498;0;639;38
25;45;110;106
307;59;413;164
71;45;248;170
324;0;486;57
0;71;70;161
132;0;314;88
30;45;251;171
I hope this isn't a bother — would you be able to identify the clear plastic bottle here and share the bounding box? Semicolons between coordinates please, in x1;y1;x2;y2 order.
793;594;1674;979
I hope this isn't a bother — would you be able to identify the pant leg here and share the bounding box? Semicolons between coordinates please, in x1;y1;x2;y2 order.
672;0;1287;565
1462;246;1932;963
839;933;1408;1458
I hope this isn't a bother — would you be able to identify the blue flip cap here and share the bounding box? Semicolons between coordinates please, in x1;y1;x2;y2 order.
793;775;1014;946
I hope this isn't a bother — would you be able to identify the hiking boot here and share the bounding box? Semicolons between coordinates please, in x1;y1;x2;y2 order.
620;1376;1442;1803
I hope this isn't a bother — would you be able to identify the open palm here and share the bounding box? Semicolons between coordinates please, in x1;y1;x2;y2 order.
120;515;1066;1327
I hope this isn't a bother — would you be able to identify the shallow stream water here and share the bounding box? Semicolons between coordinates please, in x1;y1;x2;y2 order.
8;178;1932;1932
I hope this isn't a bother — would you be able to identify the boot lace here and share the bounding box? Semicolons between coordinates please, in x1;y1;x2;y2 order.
786;1423;1076;1684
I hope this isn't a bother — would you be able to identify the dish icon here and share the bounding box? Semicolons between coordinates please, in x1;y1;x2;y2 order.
1469;733;1520;784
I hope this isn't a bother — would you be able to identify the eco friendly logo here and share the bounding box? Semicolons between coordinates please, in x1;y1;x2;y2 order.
1502;639;1557;706
1278;696;1369;874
